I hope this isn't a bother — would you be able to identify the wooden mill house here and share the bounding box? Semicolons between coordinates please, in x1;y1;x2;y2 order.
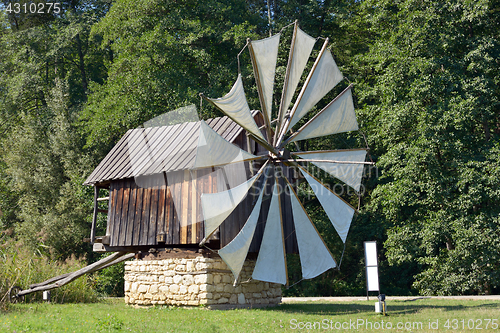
83;112;294;307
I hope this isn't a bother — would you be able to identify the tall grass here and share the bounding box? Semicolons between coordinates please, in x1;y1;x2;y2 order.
0;240;98;311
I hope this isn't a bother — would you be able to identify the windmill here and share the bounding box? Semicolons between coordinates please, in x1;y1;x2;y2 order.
197;21;373;286
9;22;373;305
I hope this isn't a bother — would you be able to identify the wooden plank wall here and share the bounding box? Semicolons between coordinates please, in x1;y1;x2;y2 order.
108;169;213;247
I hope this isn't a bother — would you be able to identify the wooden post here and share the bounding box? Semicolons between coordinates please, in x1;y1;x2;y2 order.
90;186;99;244
191;170;198;244
180;170;190;243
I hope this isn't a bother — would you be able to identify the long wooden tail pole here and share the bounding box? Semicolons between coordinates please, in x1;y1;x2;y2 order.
18;251;135;296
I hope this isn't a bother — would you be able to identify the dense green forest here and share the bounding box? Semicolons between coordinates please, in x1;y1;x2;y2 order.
0;0;499;297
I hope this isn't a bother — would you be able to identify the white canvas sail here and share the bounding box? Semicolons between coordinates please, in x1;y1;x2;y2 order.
201;169;264;241
218;179;267;283
206;74;265;141
220;160;250;189
290;89;357;142
288;184;336;279
289;49;343;129
252;179;287;285
295;149;367;192
192;121;257;169
299;168;355;243
250;34;280;124
278;27;316;126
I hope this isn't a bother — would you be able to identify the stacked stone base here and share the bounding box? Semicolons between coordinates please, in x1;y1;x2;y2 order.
124;254;282;308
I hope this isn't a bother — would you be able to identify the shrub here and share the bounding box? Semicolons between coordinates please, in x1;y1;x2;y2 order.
92;253;126;297
0;240;98;310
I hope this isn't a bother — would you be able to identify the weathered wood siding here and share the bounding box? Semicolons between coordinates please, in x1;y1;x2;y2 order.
107;169;213;247
107;167;297;252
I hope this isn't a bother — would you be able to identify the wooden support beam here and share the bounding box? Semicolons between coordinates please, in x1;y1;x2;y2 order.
28;248;128;290
90;186;99;244
191;170;198;244
19;252;135;296
180;170;189;244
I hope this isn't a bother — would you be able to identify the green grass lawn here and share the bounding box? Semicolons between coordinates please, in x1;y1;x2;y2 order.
2;298;500;332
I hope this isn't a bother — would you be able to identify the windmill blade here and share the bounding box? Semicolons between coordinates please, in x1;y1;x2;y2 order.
276;25;317;143
286;183;337;279
248;33;280;127
202;74;266;141
286;40;343;132
298;166;355;243
288;87;357;143
200;163;268;245
252;176;287;285
192;121;260;170
294;149;368;192
218;176;268;284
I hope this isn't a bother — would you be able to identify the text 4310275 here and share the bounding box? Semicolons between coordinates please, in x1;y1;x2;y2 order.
5;2;61;14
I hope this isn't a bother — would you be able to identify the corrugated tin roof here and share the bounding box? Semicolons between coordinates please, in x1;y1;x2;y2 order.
84;112;260;186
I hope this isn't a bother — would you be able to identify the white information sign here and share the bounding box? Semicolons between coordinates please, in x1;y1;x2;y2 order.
366;266;380;291
364;241;380;293
364;241;378;267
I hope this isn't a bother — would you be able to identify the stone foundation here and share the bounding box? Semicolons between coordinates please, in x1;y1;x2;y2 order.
124;255;282;308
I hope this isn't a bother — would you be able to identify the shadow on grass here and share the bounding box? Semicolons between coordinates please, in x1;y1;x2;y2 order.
261;301;500;316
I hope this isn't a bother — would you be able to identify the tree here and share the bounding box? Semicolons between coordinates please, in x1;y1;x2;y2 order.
355;0;500;294
2;80;94;258
0;0;109;258
81;0;262;156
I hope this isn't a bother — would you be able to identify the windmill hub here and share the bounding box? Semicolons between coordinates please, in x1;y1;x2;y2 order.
268;151;278;160
267;148;291;162
279;148;291;160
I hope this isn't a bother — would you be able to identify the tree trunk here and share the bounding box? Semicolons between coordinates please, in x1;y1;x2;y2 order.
482;120;491;141
75;33;88;93
445;236;454;250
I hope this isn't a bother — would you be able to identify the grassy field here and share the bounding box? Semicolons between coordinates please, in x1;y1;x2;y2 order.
1;298;499;332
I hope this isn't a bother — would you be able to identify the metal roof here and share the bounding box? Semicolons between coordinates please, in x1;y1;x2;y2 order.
84;113;257;186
